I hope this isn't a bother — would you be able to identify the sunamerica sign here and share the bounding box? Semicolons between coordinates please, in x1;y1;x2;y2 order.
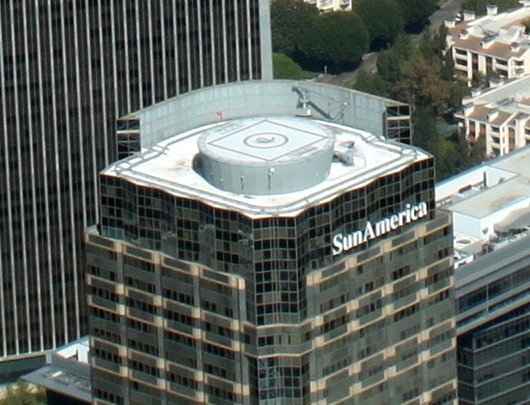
332;202;428;256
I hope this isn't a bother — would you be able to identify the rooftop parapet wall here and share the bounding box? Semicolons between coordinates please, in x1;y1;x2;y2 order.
122;81;407;149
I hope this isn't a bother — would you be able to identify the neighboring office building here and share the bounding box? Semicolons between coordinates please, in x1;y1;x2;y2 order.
436;147;530;404
304;0;352;12
436;145;530;266
0;0;272;377
455;75;530;157
86;81;456;404
445;2;530;84
455;236;530;405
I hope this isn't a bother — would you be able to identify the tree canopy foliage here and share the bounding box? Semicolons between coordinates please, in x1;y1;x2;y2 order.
273;53;305;79
0;381;46;405
354;27;486;180
396;0;438;33
354;0;405;51
301;11;369;70
270;0;435;74
270;0;369;72
270;0;318;55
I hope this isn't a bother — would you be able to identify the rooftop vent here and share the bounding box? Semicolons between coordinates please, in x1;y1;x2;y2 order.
463;9;475;21
444;18;456;28
334;141;356;165
464;104;475;116
460;29;470;39
334;141;365;167
470;87;483;97
481;34;498;48
488;76;505;88
487;109;499;121
486;4;498;15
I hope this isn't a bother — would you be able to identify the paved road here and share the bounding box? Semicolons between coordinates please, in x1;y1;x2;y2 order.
430;0;464;32
317;0;464;87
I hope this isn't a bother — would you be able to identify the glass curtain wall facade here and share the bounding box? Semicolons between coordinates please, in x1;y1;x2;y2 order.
455;235;530;404
0;0;271;368
87;124;456;404
458;304;530;404
385;104;412;145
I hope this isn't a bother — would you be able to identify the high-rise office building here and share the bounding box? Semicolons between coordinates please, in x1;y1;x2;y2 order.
86;82;457;404
436;147;530;404
0;0;272;375
456;237;530;405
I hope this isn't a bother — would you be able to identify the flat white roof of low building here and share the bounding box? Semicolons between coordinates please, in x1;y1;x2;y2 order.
437;146;530;218
21;337;91;403
449;174;530;218
105;116;428;217
436;146;530;261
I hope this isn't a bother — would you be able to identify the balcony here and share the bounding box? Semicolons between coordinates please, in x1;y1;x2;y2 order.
494;58;508;66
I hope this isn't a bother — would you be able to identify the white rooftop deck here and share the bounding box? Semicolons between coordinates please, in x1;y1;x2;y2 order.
105;116;428;217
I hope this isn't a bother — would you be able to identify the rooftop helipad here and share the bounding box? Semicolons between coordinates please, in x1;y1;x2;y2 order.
106;116;428;217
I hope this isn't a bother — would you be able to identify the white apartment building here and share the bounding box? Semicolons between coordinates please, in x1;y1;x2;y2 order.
304;0;352;12
455;75;530;156
446;2;530;83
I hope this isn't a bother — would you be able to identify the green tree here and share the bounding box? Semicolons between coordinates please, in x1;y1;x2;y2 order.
411;106;438;151
270;0;318;55
396;0;437;33
273;53;305;79
0;381;46;405
393;53;452;115
301;11;369;71
433;135;461;180
376;35;414;85
417;27;446;61
469;133;487;164
355;0;404;50
413;112;465;181
353;69;391;98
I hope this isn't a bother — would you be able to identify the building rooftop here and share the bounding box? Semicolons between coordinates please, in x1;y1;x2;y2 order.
465;75;530;107
446;3;530;58
21;337;90;404
105;115;428;217
436;146;530;265
448;174;530;218
459;75;530;122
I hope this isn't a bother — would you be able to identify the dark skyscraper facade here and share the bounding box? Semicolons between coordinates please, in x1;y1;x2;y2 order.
87;84;457;405
0;0;272;371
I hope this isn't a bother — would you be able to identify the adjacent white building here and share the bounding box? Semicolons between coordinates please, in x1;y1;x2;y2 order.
436;146;530;266
437;143;530;405
446;2;530;83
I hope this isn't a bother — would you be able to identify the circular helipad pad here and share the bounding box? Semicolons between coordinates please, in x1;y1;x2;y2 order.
196;117;335;195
